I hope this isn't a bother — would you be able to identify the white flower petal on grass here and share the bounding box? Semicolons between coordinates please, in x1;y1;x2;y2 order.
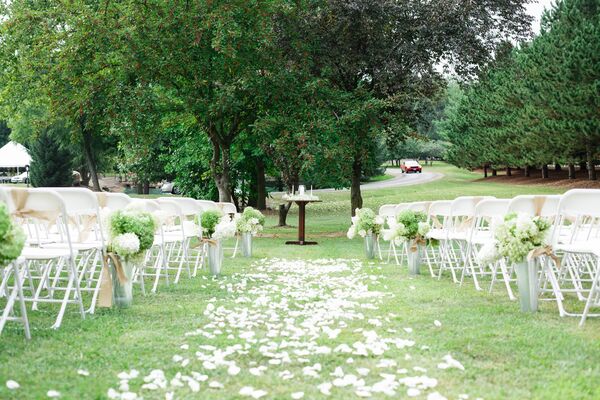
403;327;413;333
209;381;224;389
407;388;421;397
438;354;465;371
356;389;372;397
121;392;138;400
107;388;119;399
228;364;241;375
291;392;304;399
47;390;61;398
317;382;332;395
6;380;19;390
77;369;89;377
356;368;370;376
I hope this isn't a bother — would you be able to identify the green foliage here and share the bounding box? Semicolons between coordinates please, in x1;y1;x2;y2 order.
240;207;266;227
0;121;10;147
109;210;156;253
200;210;224;238
29;126;73;187
396;210;428;239
495;213;552;263
0;203;26;267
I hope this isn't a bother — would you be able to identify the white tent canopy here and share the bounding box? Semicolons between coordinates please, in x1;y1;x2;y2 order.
0;141;32;168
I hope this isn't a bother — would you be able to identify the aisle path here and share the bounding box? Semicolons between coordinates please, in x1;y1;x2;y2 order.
106;259;470;400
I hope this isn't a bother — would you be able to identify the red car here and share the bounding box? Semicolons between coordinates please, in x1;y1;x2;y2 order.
401;160;422;173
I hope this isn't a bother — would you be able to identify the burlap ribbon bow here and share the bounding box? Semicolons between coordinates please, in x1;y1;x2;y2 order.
10;188;59;223
409;237;427;253
98;252;130;308
527;245;561;268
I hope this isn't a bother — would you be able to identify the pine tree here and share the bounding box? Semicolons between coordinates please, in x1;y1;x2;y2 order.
29;125;73;187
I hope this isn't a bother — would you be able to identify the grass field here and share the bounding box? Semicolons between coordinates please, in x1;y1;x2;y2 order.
2;164;599;400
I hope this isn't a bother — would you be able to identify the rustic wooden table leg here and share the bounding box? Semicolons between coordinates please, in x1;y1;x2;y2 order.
298;201;306;244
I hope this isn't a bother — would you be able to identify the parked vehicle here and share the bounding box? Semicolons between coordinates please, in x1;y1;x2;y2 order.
160;181;179;194
10;171;29;183
400;160;422;173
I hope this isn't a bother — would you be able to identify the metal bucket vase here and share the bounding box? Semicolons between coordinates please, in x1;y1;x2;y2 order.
112;259;134;308
408;241;422;275
514;259;539;312
241;232;253;257
364;233;376;259
208;240;224;276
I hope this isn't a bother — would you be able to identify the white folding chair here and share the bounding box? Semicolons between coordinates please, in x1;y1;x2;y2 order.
167;197;204;275
0;257;31;339
51;188;107;314
217;202;240;257
197;200;219;212
462;198;510;293
96;192;132;211
425;200;452;278
440;196;494;285
156;198;192;284
545;190;600;324
1;188;85;329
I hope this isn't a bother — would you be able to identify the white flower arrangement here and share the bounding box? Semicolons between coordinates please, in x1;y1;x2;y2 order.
494;213;551;263
347;208;383;239
381;210;429;245
111;233;140;258
212;216;237;240
236;207;266;236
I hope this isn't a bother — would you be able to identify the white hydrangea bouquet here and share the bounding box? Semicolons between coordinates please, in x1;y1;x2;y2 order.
106;209;157;308
213;216;237;240
382;209;430;274
382;209;430;246
236;207;265;236
477;212;552;265
347;208;384;259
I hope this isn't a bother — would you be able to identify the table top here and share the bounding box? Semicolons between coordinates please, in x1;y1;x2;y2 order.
285;199;322;204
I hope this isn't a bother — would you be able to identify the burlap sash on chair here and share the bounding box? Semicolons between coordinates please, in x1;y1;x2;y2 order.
68;214;98;242
10;188;60;223
96;193;108;208
98;252;129;308
533;196;546;217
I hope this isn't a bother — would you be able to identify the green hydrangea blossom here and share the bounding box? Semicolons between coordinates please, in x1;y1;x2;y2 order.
0;203;26;267
395;210;428;240
199;209;224;238
109;209;156;254
495;213;551;263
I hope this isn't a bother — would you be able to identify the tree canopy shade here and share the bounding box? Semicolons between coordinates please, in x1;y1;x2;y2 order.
440;0;600;180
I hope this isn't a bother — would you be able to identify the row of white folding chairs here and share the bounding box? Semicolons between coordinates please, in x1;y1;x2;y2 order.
379;191;600;325
0;187;237;338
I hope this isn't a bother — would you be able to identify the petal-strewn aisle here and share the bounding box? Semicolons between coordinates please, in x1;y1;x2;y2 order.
108;259;472;400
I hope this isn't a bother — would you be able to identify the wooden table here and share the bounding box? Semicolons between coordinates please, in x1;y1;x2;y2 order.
285;199;322;245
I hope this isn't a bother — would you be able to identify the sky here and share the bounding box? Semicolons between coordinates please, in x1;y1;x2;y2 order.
527;0;556;33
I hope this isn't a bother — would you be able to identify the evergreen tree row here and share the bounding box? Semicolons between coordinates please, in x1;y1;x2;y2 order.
440;0;599;180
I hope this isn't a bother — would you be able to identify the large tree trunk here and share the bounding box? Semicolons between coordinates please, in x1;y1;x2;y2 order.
579;161;587;172
492;168;497;177
143;181;150;195
256;159;266;210
483;165;488;178
506;167;512;176
524;165;530;177
136;182;143;194
587;143;597;180
554;163;562;172
81;124;101;191
541;164;549;179
208;131;233;202
351;157;363;216
568;163;576;179
278;203;292;226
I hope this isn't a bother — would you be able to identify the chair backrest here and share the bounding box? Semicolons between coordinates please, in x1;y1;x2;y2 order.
52;187;105;245
128;199;161;213
551;189;600;246
196;200;218;211
450;196;494;217
507;195;561;217
378;204;397;217
96;192;131;211
406;201;432;214
428;200;452;218
166;197;201;218
217;202;237;215
394;203;409;215
475;199;510;219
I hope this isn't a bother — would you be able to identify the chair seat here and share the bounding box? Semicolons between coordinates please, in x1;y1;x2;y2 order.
448;231;468;241
43;241;104;251
427;229;447;240
21;246;78;260
555;240;600;256
468;232;494;245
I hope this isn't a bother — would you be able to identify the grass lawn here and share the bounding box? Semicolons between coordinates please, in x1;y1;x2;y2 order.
2;164;599;400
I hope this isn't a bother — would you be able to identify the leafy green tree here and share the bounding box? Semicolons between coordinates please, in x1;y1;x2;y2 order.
29;125;72;187
0;121;9;147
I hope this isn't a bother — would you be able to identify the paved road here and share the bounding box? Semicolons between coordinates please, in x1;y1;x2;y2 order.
313;167;443;193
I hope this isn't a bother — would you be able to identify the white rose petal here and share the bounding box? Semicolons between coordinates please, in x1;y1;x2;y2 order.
6;380;19;390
